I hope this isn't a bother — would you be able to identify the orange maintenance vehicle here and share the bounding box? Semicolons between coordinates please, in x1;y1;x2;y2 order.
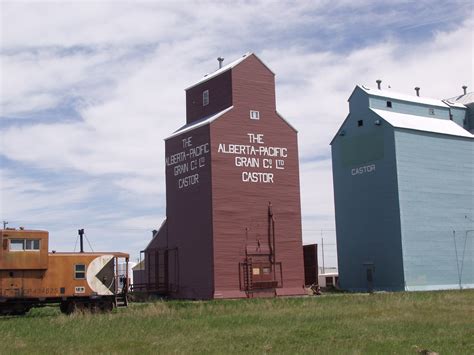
0;228;129;315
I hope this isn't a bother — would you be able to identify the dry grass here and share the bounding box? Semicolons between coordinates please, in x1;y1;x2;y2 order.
0;290;472;354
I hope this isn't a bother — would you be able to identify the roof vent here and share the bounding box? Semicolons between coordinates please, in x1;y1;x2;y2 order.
376;79;382;90
462;85;467;95
217;57;224;69
415;87;420;97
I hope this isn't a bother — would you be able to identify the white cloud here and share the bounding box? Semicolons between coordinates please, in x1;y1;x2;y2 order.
0;2;472;261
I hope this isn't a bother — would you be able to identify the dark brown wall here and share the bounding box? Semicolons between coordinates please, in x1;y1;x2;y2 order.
186;70;232;124
303;244;318;286
144;222;167;287
210;56;304;298
165;125;214;299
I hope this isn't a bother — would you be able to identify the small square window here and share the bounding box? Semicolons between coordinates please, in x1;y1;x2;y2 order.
75;264;86;279
262;267;271;275
202;90;209;106
250;110;260;120
386;101;392;108
358;120;363;127
252;267;260;275
429;108;435;115
25;239;40;250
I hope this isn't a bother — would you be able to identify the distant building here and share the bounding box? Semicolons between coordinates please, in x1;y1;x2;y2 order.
141;53;305;299
318;272;339;289
331;83;474;292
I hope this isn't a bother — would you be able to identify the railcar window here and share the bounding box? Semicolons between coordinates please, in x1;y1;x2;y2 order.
25;239;40;250
9;239;40;251
75;264;86;279
10;239;24;251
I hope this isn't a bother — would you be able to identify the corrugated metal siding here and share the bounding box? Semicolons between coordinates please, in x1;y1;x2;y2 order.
449;107;467;129
395;130;474;290
370;97;450;120
332;114;405;292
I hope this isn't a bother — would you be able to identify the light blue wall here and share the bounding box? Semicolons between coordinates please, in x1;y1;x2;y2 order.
450;107;467;128
369;97;450;119
333;86;473;292
465;103;474;133
395;131;474;290
332;107;405;291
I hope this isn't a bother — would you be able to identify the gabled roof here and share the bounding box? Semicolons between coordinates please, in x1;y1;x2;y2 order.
164;106;233;140
185;52;275;90
371;109;473;139
357;85;450;108
276;111;298;133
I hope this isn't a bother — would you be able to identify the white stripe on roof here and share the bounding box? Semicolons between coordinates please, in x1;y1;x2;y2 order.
360;85;449;108
371;109;473;138
165;106;233;140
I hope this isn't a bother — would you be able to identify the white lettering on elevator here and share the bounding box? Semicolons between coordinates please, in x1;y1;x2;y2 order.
165;136;210;190
217;133;288;184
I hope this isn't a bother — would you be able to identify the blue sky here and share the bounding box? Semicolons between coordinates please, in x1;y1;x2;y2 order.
1;0;472;266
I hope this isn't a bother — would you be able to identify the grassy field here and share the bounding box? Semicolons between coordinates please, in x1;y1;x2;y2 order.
0;290;472;354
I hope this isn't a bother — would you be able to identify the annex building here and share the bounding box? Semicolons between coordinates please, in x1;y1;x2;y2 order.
331;83;474;292
140;53;305;299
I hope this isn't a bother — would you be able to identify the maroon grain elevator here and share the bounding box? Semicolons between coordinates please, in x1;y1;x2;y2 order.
144;53;305;299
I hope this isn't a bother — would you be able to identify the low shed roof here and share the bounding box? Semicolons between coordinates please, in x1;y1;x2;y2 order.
372;109;473;139
165;106;234;140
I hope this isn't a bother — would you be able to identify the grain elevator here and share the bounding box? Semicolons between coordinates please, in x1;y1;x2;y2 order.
331;83;474;292
141;53;305;299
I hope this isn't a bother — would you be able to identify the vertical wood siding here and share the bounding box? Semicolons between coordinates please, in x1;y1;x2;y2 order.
165;125;214;299
186;70;232;124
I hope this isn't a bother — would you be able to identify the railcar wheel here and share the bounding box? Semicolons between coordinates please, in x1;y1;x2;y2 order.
60;301;78;315
99;300;114;312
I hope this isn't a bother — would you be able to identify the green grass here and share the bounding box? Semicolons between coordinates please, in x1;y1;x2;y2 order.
0;290;473;354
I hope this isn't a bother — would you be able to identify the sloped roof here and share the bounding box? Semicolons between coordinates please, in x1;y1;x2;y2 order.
358;85;450;108
371;109;473;138
185;52;275;90
164;106;234;140
132;259;145;271
444;92;474;106
185;53;251;90
143;218;167;251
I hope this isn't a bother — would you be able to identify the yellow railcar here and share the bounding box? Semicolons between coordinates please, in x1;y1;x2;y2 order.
0;228;129;315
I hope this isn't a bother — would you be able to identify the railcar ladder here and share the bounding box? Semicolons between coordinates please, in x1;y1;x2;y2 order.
115;293;128;308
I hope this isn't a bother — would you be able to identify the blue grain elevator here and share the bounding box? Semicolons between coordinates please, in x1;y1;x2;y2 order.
331;83;473;292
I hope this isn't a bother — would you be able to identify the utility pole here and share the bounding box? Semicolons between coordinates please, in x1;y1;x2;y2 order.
321;229;325;274
3;221;8;229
